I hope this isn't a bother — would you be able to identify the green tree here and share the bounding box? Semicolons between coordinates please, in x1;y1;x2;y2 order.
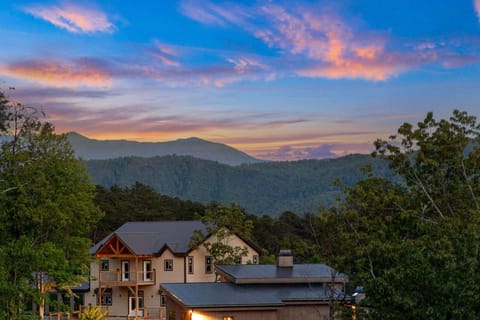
319;110;480;319
0;94;102;319
190;203;254;269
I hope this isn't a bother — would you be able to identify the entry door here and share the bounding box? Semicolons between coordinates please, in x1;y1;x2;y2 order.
128;296;144;317
121;260;130;282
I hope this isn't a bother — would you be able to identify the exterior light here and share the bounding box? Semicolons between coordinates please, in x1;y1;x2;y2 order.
191;311;205;320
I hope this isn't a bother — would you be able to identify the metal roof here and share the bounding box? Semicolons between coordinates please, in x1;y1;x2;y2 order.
160;282;342;308
91;221;207;255
215;264;348;284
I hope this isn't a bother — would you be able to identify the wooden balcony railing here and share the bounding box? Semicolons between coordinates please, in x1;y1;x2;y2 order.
100;307;166;320
130;307;166;320
99;269;156;286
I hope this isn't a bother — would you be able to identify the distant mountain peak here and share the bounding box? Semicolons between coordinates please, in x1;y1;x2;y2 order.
67;132;262;166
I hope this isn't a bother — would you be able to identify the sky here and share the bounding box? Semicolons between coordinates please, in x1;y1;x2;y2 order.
1;0;480;161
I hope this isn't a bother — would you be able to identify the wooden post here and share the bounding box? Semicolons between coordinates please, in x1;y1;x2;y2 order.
135;257;139;320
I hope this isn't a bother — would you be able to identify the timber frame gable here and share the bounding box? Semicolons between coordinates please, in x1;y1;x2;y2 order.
96;233;137;258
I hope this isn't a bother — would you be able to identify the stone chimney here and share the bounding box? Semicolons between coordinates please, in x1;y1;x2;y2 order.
277;249;293;268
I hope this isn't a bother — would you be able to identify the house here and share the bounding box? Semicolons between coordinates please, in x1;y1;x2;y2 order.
160;250;349;320
84;221;260;319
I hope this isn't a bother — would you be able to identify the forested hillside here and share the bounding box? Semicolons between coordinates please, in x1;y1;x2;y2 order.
91;183;332;263
86;153;395;216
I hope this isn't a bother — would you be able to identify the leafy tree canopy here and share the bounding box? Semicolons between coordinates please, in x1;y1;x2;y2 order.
0;91;102;319
190;203;254;266
318;110;480;319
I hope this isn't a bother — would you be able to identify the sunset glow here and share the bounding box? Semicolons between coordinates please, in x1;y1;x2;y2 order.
1;1;479;160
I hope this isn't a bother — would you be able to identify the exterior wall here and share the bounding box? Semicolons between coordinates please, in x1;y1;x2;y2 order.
165;297;278;320
84;260;98;307
157;250;185;283
165;302;332;320
185;247;216;283
278;304;331;320
190;310;278;320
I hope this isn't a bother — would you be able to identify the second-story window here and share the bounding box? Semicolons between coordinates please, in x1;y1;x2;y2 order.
205;256;213;274
188;256;194;274
101;260;109;271
143;260;152;280
164;259;173;271
253;255;258;264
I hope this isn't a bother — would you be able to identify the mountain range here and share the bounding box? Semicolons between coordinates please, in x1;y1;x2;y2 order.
69;133;394;216
67;132;262;166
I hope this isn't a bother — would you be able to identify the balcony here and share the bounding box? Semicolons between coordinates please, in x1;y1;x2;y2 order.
99;269;156;286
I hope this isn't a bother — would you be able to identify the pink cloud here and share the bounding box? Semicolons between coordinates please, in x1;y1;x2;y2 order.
255;4;409;81
1;59;112;88
180;1;477;82
256;143;357;161
475;0;480;22
227;57;268;74
24;3;114;33
152;42;181;67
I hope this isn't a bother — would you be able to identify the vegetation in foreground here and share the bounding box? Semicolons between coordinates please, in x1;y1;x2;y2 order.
0;91;102;319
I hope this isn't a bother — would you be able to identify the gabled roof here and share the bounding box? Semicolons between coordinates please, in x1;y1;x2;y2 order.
215;263;348;284
91;221;207;256
160;282;346;309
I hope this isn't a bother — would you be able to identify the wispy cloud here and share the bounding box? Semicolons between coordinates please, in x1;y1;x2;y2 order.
24;2;115;34
179;1;478;81
253;4;421;81
261;144;337;161
151;41;181;67
0;58;113;88
475;0;480;22
179;0;249;26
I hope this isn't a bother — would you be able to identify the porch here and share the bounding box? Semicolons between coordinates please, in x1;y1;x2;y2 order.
101;307;166;320
99;269;156;287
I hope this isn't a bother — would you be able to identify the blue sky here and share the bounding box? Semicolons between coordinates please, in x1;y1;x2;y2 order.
1;0;479;160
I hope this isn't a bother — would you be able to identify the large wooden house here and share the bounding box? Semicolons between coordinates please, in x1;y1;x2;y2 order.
84;221;260;319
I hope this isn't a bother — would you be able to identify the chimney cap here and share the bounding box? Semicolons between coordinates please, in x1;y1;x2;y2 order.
278;249;292;256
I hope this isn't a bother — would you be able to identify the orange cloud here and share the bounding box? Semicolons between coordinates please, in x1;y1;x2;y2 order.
24;3;114;33
354;45;383;60
258;5;407;81
297;58;408;81
1;60;112;88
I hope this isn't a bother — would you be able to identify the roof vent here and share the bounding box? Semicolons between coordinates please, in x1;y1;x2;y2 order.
277;249;293;268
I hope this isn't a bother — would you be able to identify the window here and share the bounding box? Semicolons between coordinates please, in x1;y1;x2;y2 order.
164;259;173;271
188;256;194;274
96;288;112;306
122;260;130;281
253;255;258;264
205;256;213;274
143;260;152;280
160;295;167;307
101;260;109;271
101;295;112;306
